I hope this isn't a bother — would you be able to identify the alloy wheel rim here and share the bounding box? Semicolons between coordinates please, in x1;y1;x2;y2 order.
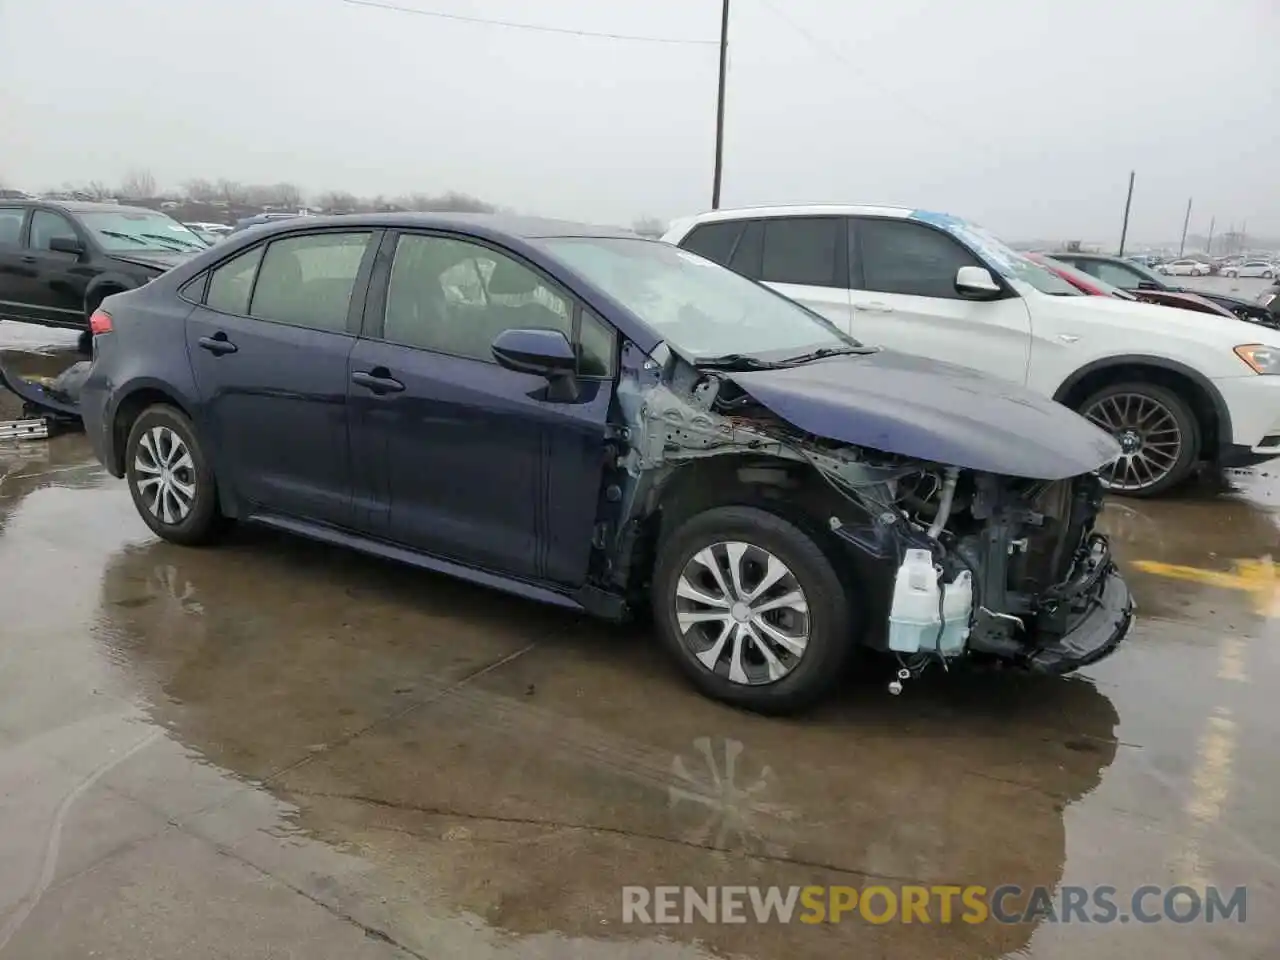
674;541;810;686
133;426;197;524
1084;392;1182;492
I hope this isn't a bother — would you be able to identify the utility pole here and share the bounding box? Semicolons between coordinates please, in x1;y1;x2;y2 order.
1178;197;1193;256
1117;171;1135;256
1206;216;1215;255
711;0;730;209
1241;220;1248;254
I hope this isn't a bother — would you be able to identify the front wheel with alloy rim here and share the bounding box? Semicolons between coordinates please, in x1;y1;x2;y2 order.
1078;381;1199;498
125;404;228;545
652;505;857;714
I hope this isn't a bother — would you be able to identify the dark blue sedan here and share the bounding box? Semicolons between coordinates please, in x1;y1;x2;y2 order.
79;214;1131;713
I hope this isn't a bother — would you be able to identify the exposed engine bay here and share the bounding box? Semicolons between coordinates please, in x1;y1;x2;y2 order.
601;346;1129;687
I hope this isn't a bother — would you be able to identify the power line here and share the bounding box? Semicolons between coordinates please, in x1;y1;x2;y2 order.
341;0;717;46
752;0;964;135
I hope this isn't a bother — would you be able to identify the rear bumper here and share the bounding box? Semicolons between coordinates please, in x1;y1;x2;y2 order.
1024;559;1133;674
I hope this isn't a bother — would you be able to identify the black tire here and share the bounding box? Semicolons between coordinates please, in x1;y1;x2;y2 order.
124;404;228;545
1078;381;1199;498
651;505;857;714
1265;271;1275;280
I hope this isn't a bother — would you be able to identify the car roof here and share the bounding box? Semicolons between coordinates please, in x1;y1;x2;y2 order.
670;203;914;227
239;211;638;240
34;200;160;215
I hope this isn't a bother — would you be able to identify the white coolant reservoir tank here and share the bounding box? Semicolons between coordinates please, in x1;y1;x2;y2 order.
888;549;941;653
938;570;973;655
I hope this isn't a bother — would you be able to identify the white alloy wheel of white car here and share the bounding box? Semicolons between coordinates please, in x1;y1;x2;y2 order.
662;204;1280;497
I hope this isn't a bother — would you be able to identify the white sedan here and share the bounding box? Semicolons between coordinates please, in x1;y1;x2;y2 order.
1223;260;1276;279
1160;259;1211;276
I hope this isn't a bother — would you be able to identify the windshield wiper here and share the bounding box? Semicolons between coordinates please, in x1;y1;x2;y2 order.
776;345;876;364
140;231;202;250
692;353;785;371
98;229;188;252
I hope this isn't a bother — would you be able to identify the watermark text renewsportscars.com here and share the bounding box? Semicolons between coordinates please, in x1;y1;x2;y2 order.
622;884;1247;925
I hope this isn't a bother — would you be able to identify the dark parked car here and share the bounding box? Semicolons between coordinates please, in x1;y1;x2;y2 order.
1027;253;1237;318
1257;281;1279;322
79;214;1131;713
1051;252;1275;325
0;200;203;349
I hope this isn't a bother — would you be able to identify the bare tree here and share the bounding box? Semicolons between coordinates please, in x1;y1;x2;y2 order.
182;178;219;202
217;179;249;205
632;216;667;238
396;191;496;214
270;182;303;209
316;191;359;212
119;168;157;199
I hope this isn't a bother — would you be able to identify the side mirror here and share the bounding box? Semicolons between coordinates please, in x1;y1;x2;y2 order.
955;265;1001;299
1136;280;1160;291
492;327;576;377
48;236;84;256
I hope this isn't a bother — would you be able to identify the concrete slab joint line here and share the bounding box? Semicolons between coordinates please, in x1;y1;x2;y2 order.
0;731;163;955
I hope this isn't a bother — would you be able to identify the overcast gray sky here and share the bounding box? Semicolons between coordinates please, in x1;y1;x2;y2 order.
1;0;1276;243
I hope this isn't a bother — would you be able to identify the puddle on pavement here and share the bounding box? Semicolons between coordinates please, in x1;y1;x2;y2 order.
3;437;1278;958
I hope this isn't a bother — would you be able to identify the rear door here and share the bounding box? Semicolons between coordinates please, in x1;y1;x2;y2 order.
184;229;379;526
848;217;1032;383
348;230;615;585
0;206;31;322
750;217;851;330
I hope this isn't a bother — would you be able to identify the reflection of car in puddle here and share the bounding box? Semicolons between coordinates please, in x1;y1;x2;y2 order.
96;536;1122;960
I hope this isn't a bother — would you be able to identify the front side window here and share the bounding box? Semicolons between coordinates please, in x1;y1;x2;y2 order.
77;209;206;253
857;219;982;299
205;246;265;315
0;207;24;247
542;236;855;360
29;211;78;251
384;235;590;367
760;217;840;287
249;232;372;333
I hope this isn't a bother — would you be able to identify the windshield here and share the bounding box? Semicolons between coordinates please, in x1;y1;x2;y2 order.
908;211;1082;296
1122;258;1168;286
541;237;858;359
79;210;206;252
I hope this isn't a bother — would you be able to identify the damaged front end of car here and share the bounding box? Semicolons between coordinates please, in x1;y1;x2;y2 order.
593;342;1133;687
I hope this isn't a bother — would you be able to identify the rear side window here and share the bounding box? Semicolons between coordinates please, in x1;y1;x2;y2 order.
206;246;265;315
760;218;840;287
0;207;25;247
679;221;743;266
856;219;980;299
249;232;372;332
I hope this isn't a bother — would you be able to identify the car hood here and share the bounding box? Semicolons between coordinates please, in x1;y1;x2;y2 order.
723;350;1120;480
107;250;197;272
1043;290;1277;342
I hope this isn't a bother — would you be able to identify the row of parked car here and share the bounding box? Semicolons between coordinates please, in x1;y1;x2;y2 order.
1;195;1278;712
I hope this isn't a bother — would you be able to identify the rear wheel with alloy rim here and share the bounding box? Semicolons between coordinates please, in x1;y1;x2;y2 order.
1079;382;1199;498
125;404;227;545
652;505;857;713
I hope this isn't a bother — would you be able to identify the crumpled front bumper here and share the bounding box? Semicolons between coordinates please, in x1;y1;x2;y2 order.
1023;538;1134;674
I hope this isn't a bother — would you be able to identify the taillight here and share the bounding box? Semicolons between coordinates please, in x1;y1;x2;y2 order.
89;309;113;335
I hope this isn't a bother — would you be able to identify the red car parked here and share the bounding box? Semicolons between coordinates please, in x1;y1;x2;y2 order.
1026;253;1236;318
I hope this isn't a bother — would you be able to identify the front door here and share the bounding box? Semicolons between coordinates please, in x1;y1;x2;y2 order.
184;229;378;526
23;209;93;326
848;217;1032;383
349;231;614;585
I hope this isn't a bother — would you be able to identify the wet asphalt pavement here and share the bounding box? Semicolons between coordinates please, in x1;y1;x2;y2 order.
2;299;1278;959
